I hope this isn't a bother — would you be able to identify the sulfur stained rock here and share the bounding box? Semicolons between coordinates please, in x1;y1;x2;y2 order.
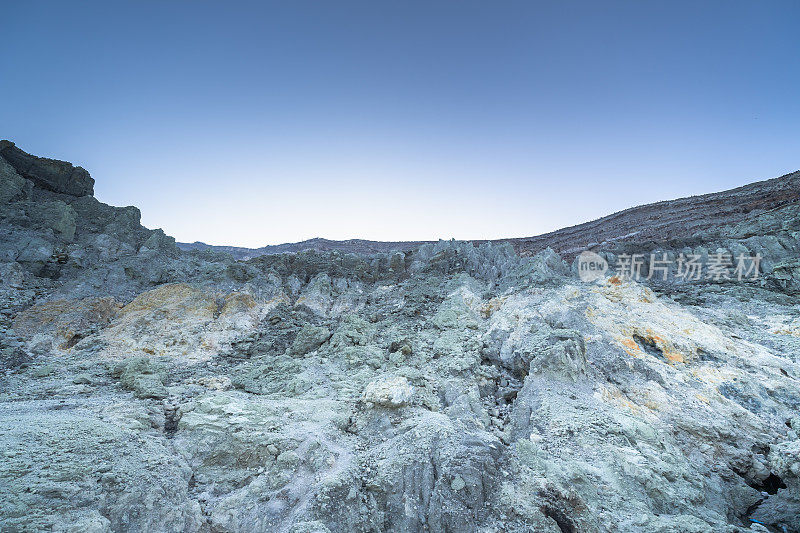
99;283;264;362
12;296;120;351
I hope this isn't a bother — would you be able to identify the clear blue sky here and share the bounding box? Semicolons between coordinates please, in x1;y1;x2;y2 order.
2;1;798;247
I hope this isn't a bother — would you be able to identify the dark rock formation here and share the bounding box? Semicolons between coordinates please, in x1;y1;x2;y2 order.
0;140;94;197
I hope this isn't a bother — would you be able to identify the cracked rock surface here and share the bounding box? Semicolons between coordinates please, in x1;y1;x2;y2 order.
1;143;799;532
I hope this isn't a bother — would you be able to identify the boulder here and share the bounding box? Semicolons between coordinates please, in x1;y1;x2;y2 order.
289;325;331;355
363;376;413;407
112;357;168;399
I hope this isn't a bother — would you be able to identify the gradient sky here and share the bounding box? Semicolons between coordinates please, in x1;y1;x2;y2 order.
2;1;799;247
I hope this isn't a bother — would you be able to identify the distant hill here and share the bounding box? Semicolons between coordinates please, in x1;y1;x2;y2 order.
180;169;800;261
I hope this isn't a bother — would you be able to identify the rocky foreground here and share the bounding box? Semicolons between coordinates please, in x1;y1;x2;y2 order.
1;141;799;533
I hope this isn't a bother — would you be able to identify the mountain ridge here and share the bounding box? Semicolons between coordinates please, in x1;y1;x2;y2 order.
178;169;800;260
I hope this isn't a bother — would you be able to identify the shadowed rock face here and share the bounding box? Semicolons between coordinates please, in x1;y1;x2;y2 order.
0;140;94;197
1;143;800;533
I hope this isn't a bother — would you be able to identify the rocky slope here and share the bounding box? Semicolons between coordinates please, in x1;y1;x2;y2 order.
504;169;800;259
1;142;799;533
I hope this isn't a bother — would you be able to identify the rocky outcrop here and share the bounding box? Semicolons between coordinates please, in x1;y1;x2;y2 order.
0;142;180;299
0;140;94;197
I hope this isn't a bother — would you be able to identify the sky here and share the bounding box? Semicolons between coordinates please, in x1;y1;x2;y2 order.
1;1;799;247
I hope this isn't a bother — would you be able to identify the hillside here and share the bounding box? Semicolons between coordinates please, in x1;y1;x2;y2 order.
1;142;799;532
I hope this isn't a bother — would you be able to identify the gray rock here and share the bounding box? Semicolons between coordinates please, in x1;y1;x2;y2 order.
289;325;331;355
113;357;168;399
13;235;54;264
0;155;32;204
29;200;77;241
